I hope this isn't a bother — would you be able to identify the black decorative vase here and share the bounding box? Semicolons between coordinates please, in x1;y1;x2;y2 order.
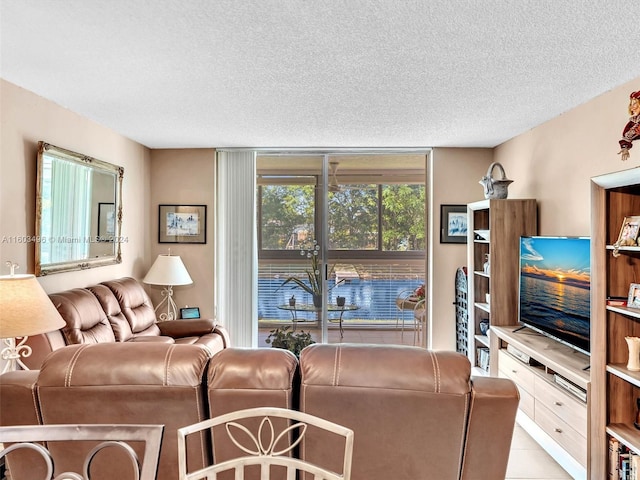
336;296;346;307
313;294;322;308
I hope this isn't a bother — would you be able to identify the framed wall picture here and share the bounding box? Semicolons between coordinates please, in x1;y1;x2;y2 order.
159;204;206;244
97;202;115;241
440;204;468;244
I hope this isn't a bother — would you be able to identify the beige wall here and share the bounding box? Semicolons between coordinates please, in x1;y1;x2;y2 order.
148;149;216;319
3;73;638;351
0;79;152;292
429;148;494;350
495;76;640;235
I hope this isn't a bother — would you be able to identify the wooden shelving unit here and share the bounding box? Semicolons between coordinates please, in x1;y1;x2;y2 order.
466;199;537;375
591;168;640;480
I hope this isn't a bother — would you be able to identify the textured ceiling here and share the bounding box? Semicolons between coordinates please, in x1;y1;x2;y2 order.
1;0;639;149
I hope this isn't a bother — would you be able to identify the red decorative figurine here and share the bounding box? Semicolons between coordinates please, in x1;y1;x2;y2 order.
619;90;640;161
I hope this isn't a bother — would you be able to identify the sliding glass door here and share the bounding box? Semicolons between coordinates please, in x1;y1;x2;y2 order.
256;152;427;348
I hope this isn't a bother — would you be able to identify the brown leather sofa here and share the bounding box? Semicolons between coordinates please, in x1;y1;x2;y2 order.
0;342;518;480
299;344;519;480
0;344;298;480
23;277;229;369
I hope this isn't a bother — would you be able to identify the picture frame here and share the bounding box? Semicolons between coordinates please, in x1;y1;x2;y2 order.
158;204;206;244
628;284;640;309
180;307;201;319
97;202;115;241
440;204;468;244
616;216;640;247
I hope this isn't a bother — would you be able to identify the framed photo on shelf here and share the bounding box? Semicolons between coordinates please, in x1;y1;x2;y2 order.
440;204;468;244
628;283;640;309
616;216;640;247
158;204;206;244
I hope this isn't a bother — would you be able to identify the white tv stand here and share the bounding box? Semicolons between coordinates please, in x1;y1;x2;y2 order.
491;326;590;480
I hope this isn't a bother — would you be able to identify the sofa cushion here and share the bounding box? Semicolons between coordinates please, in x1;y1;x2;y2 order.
101;277;161;337
88;283;135;341
48;288;116;345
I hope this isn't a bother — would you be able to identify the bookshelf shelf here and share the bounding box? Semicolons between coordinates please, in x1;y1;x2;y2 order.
466;199;537;375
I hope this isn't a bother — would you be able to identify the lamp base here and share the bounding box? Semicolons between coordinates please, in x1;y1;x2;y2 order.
154;286;178;322
1;336;32;373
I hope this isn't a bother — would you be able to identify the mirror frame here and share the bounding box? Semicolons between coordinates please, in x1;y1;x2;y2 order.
35;141;124;276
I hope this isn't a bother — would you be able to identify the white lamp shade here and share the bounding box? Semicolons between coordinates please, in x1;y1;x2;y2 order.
0;274;66;338
143;255;193;286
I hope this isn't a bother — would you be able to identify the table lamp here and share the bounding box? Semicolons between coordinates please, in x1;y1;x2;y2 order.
0;262;65;373
143;252;193;321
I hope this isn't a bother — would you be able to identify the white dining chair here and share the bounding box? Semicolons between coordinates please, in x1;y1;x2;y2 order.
177;406;354;480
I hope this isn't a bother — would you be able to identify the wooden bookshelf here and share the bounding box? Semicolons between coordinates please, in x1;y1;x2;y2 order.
466;199;537;375
591;168;640;479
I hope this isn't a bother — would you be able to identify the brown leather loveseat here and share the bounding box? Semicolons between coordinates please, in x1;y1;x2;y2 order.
24;277;229;369
0;342;519;480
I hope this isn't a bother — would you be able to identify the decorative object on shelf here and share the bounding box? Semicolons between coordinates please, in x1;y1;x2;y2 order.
635;398;640;430
278;240;343;303
628;284;640;310
289;295;296;307
265;326;315;357
479;162;513;199
336;296;346;307
0;261;65;373
483;254;491;275
440;204;467;244
143;251;193;321
626;337;640;371
618;90;640;161
474;229;490;241
479;320;490;336
158;204;207;244
413;284;426;300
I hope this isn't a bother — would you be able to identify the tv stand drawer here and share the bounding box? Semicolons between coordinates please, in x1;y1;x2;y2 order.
498;349;535;393
535;375;587;437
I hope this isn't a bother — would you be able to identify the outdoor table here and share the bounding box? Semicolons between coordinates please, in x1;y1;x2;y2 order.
277;303;360;338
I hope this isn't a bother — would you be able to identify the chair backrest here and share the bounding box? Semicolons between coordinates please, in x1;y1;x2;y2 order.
177;407;354;480
0;424;163;480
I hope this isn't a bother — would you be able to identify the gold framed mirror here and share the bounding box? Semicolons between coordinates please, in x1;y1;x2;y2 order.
35;142;124;276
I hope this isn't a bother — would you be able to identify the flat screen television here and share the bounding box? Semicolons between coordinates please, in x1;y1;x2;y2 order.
518;236;591;355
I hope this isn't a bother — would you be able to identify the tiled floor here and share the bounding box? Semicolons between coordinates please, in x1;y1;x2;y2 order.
259;326;574;479
507;425;572;479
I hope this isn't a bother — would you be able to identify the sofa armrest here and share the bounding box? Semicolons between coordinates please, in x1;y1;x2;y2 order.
157;319;217;338
23;331;67;370
461;376;519;480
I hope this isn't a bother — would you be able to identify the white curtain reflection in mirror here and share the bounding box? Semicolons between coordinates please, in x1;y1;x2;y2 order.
36;141;123;276
40;155;93;263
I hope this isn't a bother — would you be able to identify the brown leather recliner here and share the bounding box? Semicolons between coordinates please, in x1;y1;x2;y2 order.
23;277;229;369
0;344;298;480
299;344;519;480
